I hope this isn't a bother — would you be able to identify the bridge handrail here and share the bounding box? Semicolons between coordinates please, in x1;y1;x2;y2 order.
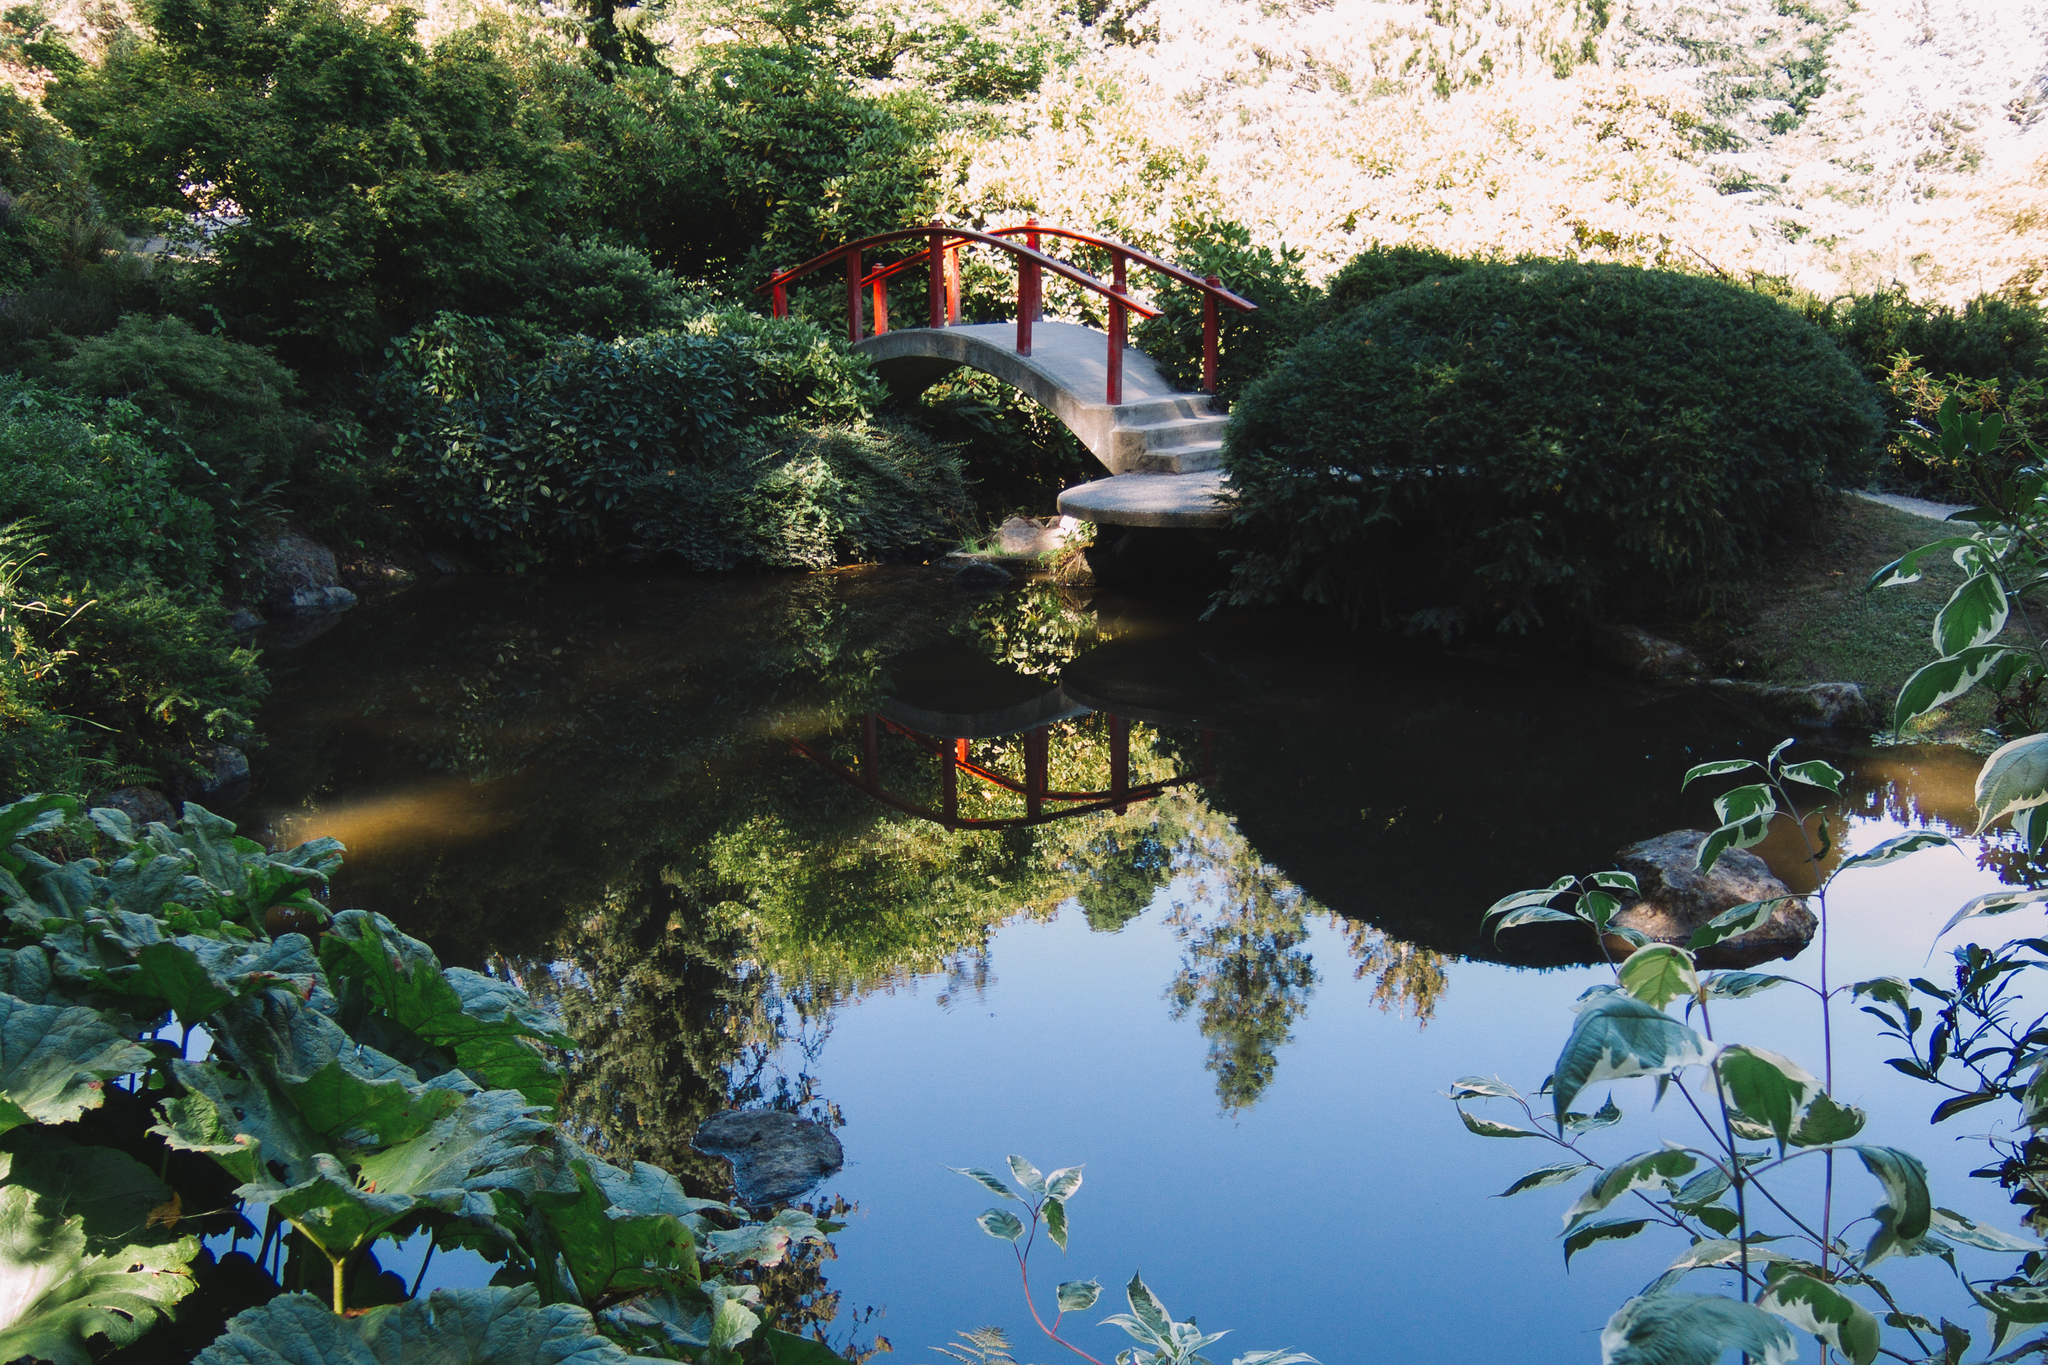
755;221;1258;403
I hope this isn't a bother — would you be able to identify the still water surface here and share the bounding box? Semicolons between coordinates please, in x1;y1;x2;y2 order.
245;566;2040;1363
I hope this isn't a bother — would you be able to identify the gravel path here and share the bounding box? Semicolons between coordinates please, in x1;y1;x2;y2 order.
1853;489;1971;523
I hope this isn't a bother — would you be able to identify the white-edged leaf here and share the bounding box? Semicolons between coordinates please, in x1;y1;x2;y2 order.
1458;1107;1543;1138
1977;733;2048;833
1682;760;1758;788
977;1208;1023;1241
1056;1280;1100;1314
1716;1046;1821;1146
1663;1239;1794;1272
1044;1197;1068;1252
1930;1206;2040;1253
1565;1218;1650;1266
1591;871;1642;895
1044;1166;1082;1202
1935;571;2009;656
1498;1162;1594;1197
1697;815;1773;875
1552;995;1716;1123
950;1166;1018;1200
1700;972;1793;1001
1894;645;2013;730
1779;760;1845;794
1618;945;1699;1009
1836;830;1957;873
1760;1273;1881;1365
1564;1150;1698;1229
1853;1145;1932;1266
1448;1076;1520;1100
1687;899;1794;951
1005;1155;1046;1196
1935;887;2048;941
1869;536;1979;589
1601;1293;1797;1365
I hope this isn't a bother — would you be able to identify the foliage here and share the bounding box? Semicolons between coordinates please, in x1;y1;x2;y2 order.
0;792;853;1362
905;371;1093;523
1803;288;2048;500
1130;219;1317;407
1317;243;1485;322
0;378;261;793
1872;396;2048;741
1222;261;1884;634
950;1155;1314;1365
376;309;968;565
0;82;95;292
1457;740;2044;1365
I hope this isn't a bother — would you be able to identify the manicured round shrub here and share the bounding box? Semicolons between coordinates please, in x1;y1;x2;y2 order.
1222;261;1883;632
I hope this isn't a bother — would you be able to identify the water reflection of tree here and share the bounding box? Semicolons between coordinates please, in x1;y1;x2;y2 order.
1326;916;1449;1025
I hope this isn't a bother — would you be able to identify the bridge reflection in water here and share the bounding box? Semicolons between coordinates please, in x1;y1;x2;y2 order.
788;640;1217;830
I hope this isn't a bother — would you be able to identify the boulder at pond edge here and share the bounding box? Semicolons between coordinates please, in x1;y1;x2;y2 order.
1607;829;1816;967
691;1109;843;1207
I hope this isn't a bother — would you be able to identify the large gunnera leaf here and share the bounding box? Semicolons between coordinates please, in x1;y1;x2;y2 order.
194;1286;643;1364
0;991;153;1133
320;912;571;1108
0;1137;199;1365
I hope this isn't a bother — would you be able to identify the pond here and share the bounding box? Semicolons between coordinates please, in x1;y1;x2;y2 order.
243;565;2038;1363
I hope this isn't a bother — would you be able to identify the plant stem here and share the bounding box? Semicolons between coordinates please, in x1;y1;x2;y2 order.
1012;1245;1108;1365
332;1250;348;1316
409;1241;436;1298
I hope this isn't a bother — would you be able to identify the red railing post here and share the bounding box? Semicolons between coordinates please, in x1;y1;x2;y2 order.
1202;274;1221;394
929;223;945;328
772;267;790;320
946;242;962;326
1017;217;1041;357
1107;249;1127;405
872;270;889;334
845;250;862;345
1025;218;1042;321
1025;725;1047;820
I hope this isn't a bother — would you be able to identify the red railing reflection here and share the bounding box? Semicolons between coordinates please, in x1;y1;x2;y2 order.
789;713;1215;830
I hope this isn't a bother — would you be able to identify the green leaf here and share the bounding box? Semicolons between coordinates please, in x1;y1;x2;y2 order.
0;795;76;878
1779;760;1844;793
1760;1273;1880;1365
1868;535;1979;589
1005;1155;1046;1196
284;1059;464;1150
1686;898;1796;952
1458;1107;1543;1138
1056;1279;1101;1313
1682;760;1758;788
1935;571;2010;656
1044;1165;1083;1202
1852;1145;1932;1266
1835;831;1957;873
1044;1197;1068;1252
1601;1293;1796;1365
192;1286;644;1364
1929;1207;2039;1253
1564;1150;1698;1229
1787;1092;1866;1147
949;1166;1018;1201
1498;1162;1594;1197
1931;1089;1999;1123
763;1328;850;1365
1700;972;1793;1001
1552;995;1716;1124
1894;644;2013;731
1977;733;2048;832
0;1141;198;1365
534;1158;697;1303
1717;1046;1820;1147
977;1208;1023;1242
0;993;153;1135
1565;1218;1649;1266
1618;945;1699;1009
1934;886;2048;941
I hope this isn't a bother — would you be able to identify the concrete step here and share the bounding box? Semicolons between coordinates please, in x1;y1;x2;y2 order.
1128;439;1223;474
1057;471;1234;528
1111;394;1219;425
1108;412;1231;473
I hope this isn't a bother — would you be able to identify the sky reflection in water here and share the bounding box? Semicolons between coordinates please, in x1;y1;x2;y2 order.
246;567;2048;1364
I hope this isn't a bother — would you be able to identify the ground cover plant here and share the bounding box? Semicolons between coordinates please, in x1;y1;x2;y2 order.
1221;260;1884;635
0;791;856;1362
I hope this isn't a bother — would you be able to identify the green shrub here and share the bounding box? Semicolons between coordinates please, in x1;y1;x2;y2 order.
1800;288;2048;497
1320;243;1486;320
378;308;967;563
1223;261;1883;633
0;378;260;792
1133;219;1318;406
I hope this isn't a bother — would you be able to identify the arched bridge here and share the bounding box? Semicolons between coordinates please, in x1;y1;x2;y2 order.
760;222;1255;528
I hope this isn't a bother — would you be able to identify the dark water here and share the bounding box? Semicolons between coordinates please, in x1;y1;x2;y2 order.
245;566;2033;1363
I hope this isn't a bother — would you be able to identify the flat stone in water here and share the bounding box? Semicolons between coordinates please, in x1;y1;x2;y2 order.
692;1109;843;1207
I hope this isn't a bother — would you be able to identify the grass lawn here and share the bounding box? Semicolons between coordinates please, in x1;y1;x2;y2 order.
1677;495;2013;747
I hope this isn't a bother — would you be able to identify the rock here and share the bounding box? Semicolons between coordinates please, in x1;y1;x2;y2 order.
692;1110;843;1207
174;744;251;804
995;515;1079;556
1593;624;1706;680
94;786;175;829
253;531;358;615
953;560;1014;589
1708;679;1875;728
426;551;464;576
1608;829;1816;966
227;609;266;633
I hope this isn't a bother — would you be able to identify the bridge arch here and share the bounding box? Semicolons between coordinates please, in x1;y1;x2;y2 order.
761;223;1253;527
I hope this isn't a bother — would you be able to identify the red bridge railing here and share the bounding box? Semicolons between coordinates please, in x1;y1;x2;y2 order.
757;221;1257;406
